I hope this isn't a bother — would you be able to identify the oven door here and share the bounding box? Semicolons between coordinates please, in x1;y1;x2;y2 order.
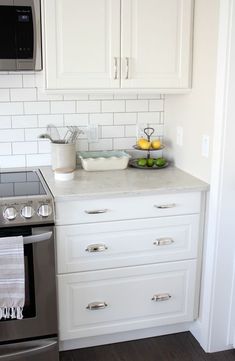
0;225;57;343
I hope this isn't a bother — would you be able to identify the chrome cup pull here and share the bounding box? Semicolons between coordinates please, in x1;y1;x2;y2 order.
85;244;108;253
153;238;174;246
85;209;109;215
154;203;176;209
86;302;108;311
152;293;171;302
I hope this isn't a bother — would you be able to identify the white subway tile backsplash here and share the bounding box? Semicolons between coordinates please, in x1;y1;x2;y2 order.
89;139;113;151
25;128;46;141
102;125;125;138
0;72;165;168
38;114;64;128
0;143;12;156
10;88;37;101
0;129;24;142
24;102;50;115
126;100;148;112
51;101;75;114
0;155;26;168
38;140;51;154
37;89;63;101
0;102;24;115
101;100;125;113
113;137;136;150
0;89;10;101
125;125;137;138
23;74;36;88
90;113;113;125
137;112;161;124
64;113;89;126
114;113;137;125
77;101;100;113
26;153;51;167
0;75;22;88
12;142;37;155
149;99;164;111
12;115;38;128
0;116;11;129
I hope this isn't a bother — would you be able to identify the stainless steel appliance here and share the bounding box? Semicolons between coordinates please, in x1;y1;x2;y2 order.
0;170;58;361
0;0;42;71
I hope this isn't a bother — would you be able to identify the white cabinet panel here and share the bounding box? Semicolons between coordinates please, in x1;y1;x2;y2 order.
44;0;120;89
121;0;193;88
56;215;200;273
55;192;201;225
58;260;196;340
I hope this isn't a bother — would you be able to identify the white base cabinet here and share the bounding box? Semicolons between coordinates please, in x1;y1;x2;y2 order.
58;261;196;340
43;0;193;91
55;191;204;346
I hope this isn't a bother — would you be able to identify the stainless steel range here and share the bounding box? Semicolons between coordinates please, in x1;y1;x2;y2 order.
0;169;59;361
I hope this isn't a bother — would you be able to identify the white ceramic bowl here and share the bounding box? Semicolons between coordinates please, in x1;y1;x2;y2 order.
79;151;131;172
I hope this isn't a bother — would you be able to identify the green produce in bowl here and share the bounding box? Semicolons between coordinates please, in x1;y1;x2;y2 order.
155;157;167;167
147;158;155;167
137;158;147;167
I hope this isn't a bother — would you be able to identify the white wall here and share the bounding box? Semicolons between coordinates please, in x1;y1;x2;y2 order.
0;72;164;168
164;0;220;183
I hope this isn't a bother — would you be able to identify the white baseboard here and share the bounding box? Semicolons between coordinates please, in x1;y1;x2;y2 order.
59;322;193;351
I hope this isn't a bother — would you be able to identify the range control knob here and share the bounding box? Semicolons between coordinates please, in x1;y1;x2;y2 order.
38;204;52;218
4;207;17;221
21;206;34;219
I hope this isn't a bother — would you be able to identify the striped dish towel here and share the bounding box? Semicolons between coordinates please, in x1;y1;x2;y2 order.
0;236;25;320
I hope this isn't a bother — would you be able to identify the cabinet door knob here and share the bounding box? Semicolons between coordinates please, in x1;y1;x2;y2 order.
85;209;109;215
86;302;108;310
153;238;174;246
125;57;129;79
113;57;118;79
152;293;171;302
154;203;176;209
85;244;108;253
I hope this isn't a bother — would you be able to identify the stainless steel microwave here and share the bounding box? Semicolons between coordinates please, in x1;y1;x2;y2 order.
0;0;42;71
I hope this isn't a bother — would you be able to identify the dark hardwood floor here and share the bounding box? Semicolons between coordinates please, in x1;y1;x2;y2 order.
60;332;235;361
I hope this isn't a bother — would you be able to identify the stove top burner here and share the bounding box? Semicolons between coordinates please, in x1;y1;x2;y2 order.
0;171;46;198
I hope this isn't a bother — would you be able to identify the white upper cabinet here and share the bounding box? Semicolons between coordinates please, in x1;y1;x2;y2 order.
43;0;193;91
44;0;120;89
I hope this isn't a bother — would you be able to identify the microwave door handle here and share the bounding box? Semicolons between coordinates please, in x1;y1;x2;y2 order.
23;232;52;245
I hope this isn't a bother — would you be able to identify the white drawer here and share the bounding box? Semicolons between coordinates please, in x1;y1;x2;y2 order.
56;215;200;273
55;192;201;225
58;260;197;340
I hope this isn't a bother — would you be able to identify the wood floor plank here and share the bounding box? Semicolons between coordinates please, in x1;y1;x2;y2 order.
60;332;235;361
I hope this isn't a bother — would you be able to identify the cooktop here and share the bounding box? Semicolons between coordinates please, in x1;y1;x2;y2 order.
0;171;46;198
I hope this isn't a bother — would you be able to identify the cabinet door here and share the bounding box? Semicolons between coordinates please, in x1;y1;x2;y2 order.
58;260;197;340
44;0;120;89
121;0;193;89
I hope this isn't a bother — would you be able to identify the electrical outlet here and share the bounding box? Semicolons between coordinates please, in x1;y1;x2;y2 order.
176;126;183;146
87;124;99;143
201;135;210;157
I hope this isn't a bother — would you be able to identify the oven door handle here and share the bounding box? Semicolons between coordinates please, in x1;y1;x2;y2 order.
23;231;52;245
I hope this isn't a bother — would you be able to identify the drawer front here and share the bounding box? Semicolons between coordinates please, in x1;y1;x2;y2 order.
55;192;201;225
56;215;200;273
58;260;197;340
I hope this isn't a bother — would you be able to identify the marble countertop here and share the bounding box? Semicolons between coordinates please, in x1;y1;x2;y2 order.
40;166;209;201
